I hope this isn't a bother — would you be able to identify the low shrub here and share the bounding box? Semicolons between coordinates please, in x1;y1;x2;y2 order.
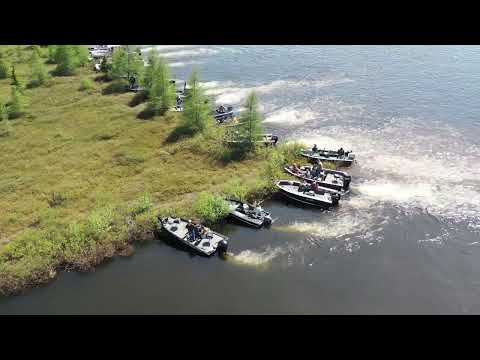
85;206;115;240
48;192;67;207
79;78;94;92
194;192;230;224
131;192;153;217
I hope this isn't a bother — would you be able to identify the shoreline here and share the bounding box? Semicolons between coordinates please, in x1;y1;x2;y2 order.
0;45;328;296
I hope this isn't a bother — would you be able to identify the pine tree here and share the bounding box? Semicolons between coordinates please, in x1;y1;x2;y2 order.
54;46;78;76
29;51;50;87
0;59;8;79
100;56;110;73
182;69;212;132
143;51;175;115
73;45;89;66
8;86;27;119
142;49;160;97
238;91;264;144
0;101;12;137
11;65;18;86
109;45;143;83
47;45;58;63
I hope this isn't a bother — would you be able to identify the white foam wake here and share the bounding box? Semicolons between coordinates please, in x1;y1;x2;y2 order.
231;247;286;267
294;118;480;230
202;77;353;105
160;48;219;59
263;108;318;125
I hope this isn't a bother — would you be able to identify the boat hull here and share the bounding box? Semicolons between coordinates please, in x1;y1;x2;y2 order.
225;199;271;228
275;181;340;208
159;218;228;256
300;151;354;167
284;167;350;194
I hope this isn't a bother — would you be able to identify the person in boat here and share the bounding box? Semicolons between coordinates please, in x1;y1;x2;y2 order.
186;220;196;241
193;223;203;239
217;105;226;114
310;181;319;193
271;135;278;146
299;182;308;193
305;167;311;178
312;144;318;152
291;163;300;173
337;147;345;157
312;160;323;177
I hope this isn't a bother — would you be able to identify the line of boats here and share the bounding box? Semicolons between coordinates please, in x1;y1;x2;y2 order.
157;145;356;257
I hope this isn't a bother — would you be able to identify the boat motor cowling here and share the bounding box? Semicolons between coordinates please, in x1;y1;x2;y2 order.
217;239;229;255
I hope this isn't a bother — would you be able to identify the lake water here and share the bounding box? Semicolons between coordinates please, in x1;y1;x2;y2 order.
2;45;480;314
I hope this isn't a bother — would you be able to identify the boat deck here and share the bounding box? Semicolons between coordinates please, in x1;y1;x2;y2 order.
277;181;333;203
162;217;227;256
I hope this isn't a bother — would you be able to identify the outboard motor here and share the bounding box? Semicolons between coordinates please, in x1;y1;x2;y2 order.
344;176;351;190
332;193;341;205
217;239;229;257
263;215;273;227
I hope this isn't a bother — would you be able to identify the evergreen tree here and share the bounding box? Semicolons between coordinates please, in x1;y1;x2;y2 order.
108;45;143;83
0;101;12;137
0;100;8;121
100;56;110;73
182;69;212;132
54;46;78;76
73;45;89;66
8;86;27;119
11;65;18;86
47;45;58;63
29;51;49;87
142;49;160;97
0;59;8;79
142;50;175;115
238;91;264;144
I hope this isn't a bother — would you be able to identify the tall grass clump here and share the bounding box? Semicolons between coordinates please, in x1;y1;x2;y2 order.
223;179;250;202
79;78;94;92
194;192;230;224
131;192;153;217
85;206;115;239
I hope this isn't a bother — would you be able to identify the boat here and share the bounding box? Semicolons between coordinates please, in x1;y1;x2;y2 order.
262;134;279;146
214;105;235;123
225;199;272;228
300;149;355;167
159;217;229;256
276;180;341;208
284;165;351;194
223;131;279;146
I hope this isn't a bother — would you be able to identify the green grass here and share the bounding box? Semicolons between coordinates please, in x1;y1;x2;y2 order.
0;45;315;295
193;192;230;224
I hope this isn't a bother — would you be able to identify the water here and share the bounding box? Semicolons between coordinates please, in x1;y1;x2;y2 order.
2;45;480;314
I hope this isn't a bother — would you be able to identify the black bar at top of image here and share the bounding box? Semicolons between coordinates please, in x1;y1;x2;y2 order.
2;5;480;44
